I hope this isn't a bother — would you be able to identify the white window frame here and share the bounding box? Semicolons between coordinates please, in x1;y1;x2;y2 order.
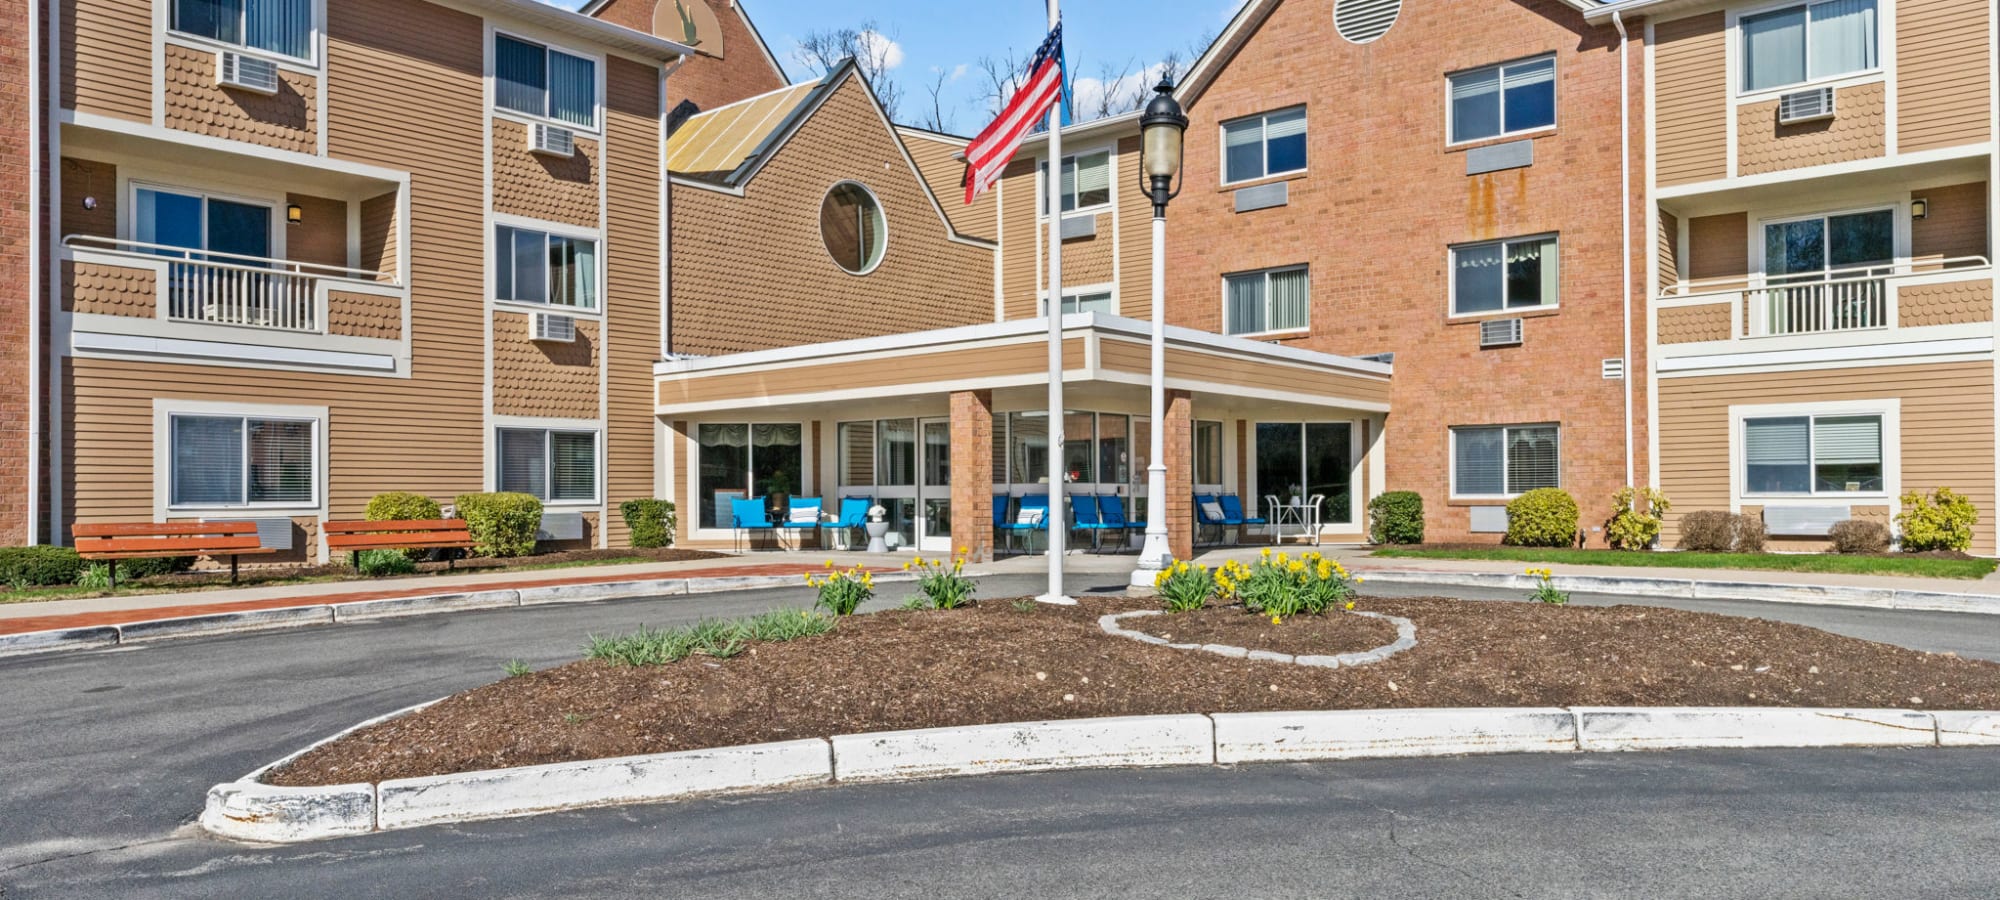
1193;419;1226;492
1750;203;1906;277
491;28;604;134
1245;419;1364;529
1036;282;1116;316
1221;265;1311;337
1448;423;1562;500
685;421;812;539
1729;400;1899;503
820;180;890;276
1732;0;1884;99
1036;147;1115;219
495;424;601;506
1448;233;1560;319
1444;53;1558;147
166;0;321;66
491;214;603;316
1219;105;1308;187
153;399;327;515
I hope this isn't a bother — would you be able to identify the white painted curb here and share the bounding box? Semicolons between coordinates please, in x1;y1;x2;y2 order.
1929;711;2000;747
1212;708;1578;763
376;739;834;830
118;605;335;642
830;715;1214;782
200;781;376;843
1574;707;1937;751
0;625;118;658
1355;569;2000;616
331;589;520;622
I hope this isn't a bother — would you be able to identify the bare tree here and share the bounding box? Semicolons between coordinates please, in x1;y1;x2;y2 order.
975;47;1030;117
1089;57;1138;120
918;67;953;133
793;20;903;121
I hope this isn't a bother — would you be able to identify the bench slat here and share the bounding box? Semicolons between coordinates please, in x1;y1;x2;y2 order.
74;521;260;537
76;536;266;554
78;548;279;560
325;533;475;550
323;519;468;534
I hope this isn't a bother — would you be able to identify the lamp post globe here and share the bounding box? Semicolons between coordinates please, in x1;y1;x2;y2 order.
1131;79;1186;590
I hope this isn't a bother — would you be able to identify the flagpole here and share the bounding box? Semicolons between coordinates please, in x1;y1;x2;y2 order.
1037;0;1072;605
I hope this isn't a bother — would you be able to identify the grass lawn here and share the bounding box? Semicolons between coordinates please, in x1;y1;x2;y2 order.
1370;547;1999;580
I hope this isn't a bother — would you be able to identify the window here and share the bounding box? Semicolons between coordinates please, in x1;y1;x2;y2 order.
1452;235;1557;315
170;414;315;507
1194;420;1224;485
1744;414;1882;494
1222;107;1307;184
1224;266;1310;335
1039;150;1111;216
1255;422;1355;524
137;187;272;261
172;0;313;60
1453;424;1560;496
1764;209;1894;279
496;225;597;310
1449;56;1556;144
876;418;918;487
1009;412;1051;484
1742;0;1877;93
495;35;597;129
821;183;887;274
498;428;596;503
1039;290;1113;315
695;423;802;528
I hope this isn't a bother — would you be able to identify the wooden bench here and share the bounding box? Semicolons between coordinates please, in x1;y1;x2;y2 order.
323;519;475;570
72;521;277;588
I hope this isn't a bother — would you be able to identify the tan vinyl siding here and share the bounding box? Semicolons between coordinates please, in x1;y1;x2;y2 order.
605;56;664;547
1657;210;1681;291
62;0;151;120
900;131;997;242
1687;212;1748;283
492;118;601;228
1897;0;1993;153
1911;182;1990;264
326;291;403;339
358;192;399;281
1657;362;1996;554
60;157;118;238
65;261;155;316
163;43;319;154
1898;280;1995;328
286;194;350;270
1096;338;1393;407
493;311;601;418
660;338;1088;408
1653;12;1729;187
1000;158;1039;320
1736;82;1886;176
1656;303;1731;343
1115;136;1151;319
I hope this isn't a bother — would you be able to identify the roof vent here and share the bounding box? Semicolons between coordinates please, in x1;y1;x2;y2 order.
217;52;279;94
1479;318;1523;348
1778;87;1836;124
1334;0;1402;44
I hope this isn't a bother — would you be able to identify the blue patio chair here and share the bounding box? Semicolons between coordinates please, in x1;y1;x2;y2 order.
1098;494;1138;553
778;497;824;550
834;497;872;549
997;493;1050;554
992;494;1013;555
1193;493;1238;546
730;497;776;552
1071;494;1113;552
1219;494;1268;544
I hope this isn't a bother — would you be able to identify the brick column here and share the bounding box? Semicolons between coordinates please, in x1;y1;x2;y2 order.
948;390;994;562
1164;389;1194;560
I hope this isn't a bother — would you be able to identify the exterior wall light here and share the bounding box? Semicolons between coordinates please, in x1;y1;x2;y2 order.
1911;198;1929;220
287;203;304;225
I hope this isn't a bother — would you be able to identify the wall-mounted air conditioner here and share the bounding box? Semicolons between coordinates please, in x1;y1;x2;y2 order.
217;52;280;94
529;122;576;157
1778;87;1836;124
1479;317;1523;348
532;312;576;343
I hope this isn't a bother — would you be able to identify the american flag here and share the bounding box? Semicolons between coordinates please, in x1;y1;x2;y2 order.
963;22;1065;205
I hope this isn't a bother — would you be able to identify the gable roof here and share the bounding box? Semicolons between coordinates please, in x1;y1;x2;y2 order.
576;0;787;80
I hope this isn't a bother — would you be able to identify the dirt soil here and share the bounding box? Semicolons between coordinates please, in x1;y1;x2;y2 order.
269;596;2000;787
1121;607;1397;657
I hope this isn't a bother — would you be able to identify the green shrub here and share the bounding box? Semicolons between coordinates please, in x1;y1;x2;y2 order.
357;549;417;577
0;545;85;588
366;491;443;522
1677;510;1766;553
1897;487;1979;552
454;492;544;558
1505;489;1580;548
1153;560;1216;613
1605;487;1670;551
75;563;113;590
116;556;196;579
619;499;677;549
1828;519;1891;554
1367;491;1425;545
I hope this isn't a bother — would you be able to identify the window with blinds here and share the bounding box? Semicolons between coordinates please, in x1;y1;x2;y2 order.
1452;235;1558;315
1040;151;1112;215
495;35;598;129
173;0;314;61
1742;0;1876;93
170;413;315;507
496;226;598;310
1224;266;1310;335
1745;414;1883;495
497;428;597;503
1449;55;1555;144
1452;424;1559;496
839;421;875;488
1222;106;1307;184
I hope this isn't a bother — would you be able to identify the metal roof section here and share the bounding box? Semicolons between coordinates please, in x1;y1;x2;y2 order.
664;79;825;184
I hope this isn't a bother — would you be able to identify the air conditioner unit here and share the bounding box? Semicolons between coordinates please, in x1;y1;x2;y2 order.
1601;357;1626;380
1778;87;1836;124
1479;317;1524;348
529;122;575;157
217;51;280;95
532;312;576;343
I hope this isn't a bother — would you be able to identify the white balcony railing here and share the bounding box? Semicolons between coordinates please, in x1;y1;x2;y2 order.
63;236;390;333
1662;257;1992;338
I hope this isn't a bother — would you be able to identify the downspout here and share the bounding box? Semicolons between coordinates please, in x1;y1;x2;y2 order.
26;0;40;544
1614;10;1636;490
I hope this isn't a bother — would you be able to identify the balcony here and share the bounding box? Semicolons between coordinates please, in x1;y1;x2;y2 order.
64;235;400;333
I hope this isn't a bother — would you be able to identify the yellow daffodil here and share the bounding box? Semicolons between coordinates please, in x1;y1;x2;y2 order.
1344;601;1356;611
825;560;835;568
1261;547;1272;558
1270;615;1282;625
902;561;911;571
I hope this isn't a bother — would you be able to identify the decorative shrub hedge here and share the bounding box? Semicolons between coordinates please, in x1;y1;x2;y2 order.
1828;519;1891;555
1897;487;1978;553
1367;491;1425;545
357;548;418;576
366;491;443;523
454;492;544;558
0;546;84;588
1504;488;1579;548
1677;510;1765;553
1605;487;1670;551
620;499;677;549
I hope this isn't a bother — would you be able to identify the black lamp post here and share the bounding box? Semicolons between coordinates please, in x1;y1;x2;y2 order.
1131;78;1188;588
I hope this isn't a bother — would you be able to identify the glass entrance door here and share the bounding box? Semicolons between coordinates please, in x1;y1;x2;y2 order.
918;418;952;552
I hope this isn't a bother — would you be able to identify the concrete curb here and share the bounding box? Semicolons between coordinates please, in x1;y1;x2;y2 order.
1354;568;2000;615
1098;609;1418;669
203;704;2000;844
0;572;920;659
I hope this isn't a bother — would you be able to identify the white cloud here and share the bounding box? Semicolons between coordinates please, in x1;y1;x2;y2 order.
1069;60;1173;120
856;29;905;70
950;63;969;82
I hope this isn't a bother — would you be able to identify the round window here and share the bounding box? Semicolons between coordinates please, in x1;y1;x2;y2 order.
1334;0;1401;44
820;182;887;275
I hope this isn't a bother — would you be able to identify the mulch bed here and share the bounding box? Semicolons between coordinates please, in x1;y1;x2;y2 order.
137;547;730;588
268;596;2000;787
1120;607;1398;657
